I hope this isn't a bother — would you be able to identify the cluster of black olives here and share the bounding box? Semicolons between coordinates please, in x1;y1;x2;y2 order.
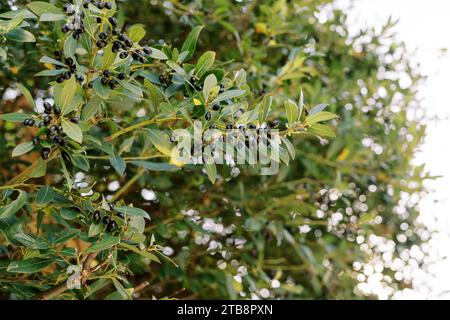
55;57;82;84
93;69;126;90
83;0;114;10
23;102;79;160
61;3;85;40
94;22;153;65
92;204;125;233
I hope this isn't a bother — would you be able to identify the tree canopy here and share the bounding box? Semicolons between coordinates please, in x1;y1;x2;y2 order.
0;0;430;300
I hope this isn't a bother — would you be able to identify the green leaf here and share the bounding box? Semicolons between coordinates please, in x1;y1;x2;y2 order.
29;158;47;178
305;111;339;126
93;78;111;99
211;89;245;105
27;2;62;16
281;136;296;160
39;55;66;67
204;163;217;184
127;24;146;42
35;69;66;77
119;243;160;263
16;83;35;108
7;259;53;274
62;94;82;116
129;161;180;172
40;13;65;22
285;99;299;128
110;155;126;176
12;142;34;157
88;223;104;237
307;123;336;138
61;118;83;144
58;76;77;113
72;154;90;171
0;112;31;122
147;129;172;156
195;51;215;76
5;28;36;42
85;235;120;253
309;103;328;116
53;229;80;245
115;206;151;220
148;48;168;60
60;208;79;220
0;191;27;219
258;95;272;125
0;47;6;61
64;36;77;58
82;96;103;120
102;44;117;68
117;80;143;97
36;186;55;205
166;60;185;75
203;73;217;101
181;25;204;61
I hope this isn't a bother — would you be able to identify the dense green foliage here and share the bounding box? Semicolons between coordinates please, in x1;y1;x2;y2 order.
0;0;429;300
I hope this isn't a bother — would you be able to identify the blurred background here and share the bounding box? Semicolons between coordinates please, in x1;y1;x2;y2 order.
340;0;450;299
1;0;450;300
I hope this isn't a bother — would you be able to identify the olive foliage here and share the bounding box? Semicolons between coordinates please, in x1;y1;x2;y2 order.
0;0;429;300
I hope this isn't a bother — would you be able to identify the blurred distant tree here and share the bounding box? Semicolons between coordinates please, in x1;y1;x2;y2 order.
0;0;430;300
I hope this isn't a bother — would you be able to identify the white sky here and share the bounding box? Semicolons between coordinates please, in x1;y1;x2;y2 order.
341;0;450;299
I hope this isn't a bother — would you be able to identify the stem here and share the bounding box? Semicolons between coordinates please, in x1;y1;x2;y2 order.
104;116;182;142
110;168;145;202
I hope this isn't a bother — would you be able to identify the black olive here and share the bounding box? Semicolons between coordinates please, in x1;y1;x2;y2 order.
93;210;101;223
56;76;65;84
53;106;61;115
103;216;111;225
41;148;51;160
101;77;109;85
44;102;52;113
117;212;125;219
112;29;120;36
119;51;128;59
43;115;52;125
249;124;257;130
70;117;80;124
108;17;118;26
32;137;40;145
109;80;118;89
99;32;107;40
125;39;133;48
96;1;105;9
52;135;63;144
103;70;111;78
143;47;152;55
105;2;113;10
83;0;90;8
117;72;126;80
269;120;279;129
48;125;57;134
205;112;212;121
106;220;117;232
212;104;221;111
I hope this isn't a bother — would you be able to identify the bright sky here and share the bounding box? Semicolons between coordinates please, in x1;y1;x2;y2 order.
340;0;450;299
